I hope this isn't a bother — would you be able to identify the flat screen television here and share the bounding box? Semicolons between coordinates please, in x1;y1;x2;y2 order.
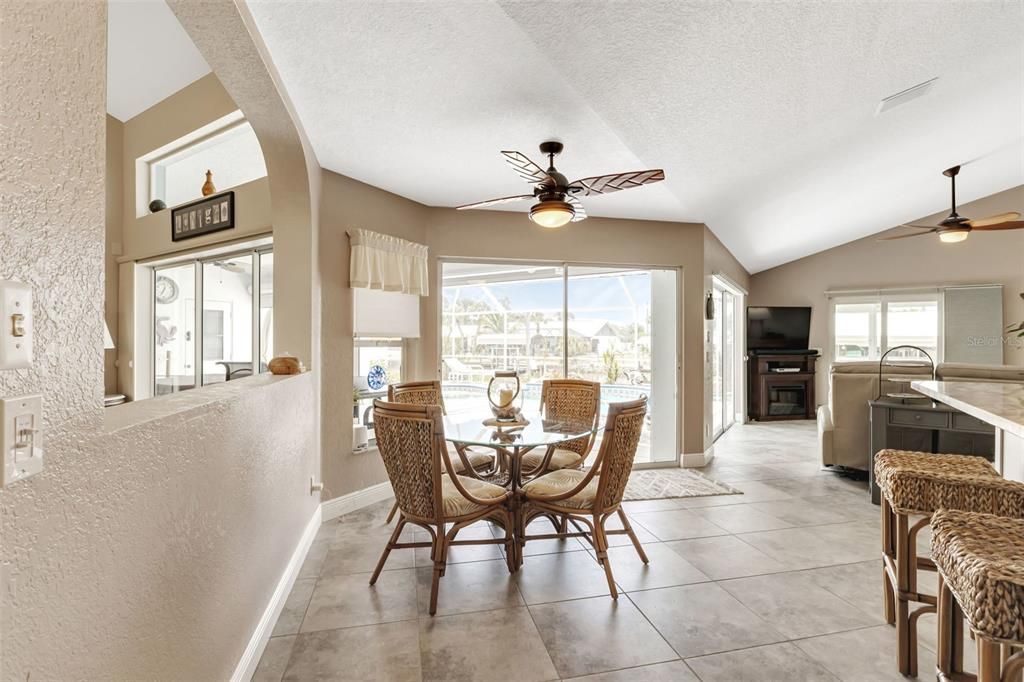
747;306;811;352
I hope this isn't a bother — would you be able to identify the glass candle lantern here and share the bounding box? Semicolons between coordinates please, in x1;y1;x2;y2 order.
487;370;521;421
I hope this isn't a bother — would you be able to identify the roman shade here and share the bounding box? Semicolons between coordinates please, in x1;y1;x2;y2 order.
349;228;428;296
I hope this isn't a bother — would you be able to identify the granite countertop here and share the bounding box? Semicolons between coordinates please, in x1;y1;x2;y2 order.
911;380;1024;439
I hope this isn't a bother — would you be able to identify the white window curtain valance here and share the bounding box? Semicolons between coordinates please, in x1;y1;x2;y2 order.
349;228;429;296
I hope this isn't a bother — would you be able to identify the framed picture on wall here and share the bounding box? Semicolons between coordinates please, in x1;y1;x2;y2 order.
171;191;235;242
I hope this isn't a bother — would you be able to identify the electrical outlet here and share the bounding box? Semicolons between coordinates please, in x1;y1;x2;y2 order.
2;394;43;486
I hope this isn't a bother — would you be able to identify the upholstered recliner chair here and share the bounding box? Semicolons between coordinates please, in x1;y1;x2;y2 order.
817;362;1024;471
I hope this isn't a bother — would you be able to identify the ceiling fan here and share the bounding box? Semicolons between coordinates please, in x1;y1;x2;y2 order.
880;165;1023;243
456;141;665;228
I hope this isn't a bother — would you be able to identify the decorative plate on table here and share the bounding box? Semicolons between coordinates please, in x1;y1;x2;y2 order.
367;364;388;390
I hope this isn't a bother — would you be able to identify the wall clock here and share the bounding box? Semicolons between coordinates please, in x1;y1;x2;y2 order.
155;275;179;305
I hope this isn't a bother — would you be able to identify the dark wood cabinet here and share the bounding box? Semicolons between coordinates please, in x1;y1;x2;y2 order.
867;400;995;503
747;352;818;421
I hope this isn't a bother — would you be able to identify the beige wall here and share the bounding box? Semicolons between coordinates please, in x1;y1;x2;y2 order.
0;2;320;678
749;185;1024;403
319;170;429;497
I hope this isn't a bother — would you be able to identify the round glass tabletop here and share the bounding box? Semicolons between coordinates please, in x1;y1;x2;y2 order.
443;412;596;449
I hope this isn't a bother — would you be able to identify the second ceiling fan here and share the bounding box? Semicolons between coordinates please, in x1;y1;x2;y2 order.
880;165;1023;243
457;141;665;228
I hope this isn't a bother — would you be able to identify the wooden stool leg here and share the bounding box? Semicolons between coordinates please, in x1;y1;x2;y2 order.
895;512;914;677
936;575;966;678
978;636;1001;682
936;575;950;676
881;498;896;625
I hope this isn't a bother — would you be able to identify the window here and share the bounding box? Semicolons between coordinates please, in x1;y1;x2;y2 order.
151;244;272;396
143;115;267;212
354;337;404;441
440;261;679;464
830;293;940;363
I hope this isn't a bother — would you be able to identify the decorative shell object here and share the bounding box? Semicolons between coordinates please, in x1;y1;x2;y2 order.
268;355;302;375
202;169;216;196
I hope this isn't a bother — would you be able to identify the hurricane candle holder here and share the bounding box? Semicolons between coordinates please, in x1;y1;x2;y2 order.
487;370;521;422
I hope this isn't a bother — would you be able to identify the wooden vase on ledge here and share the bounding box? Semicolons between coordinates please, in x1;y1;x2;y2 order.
201;170;216;196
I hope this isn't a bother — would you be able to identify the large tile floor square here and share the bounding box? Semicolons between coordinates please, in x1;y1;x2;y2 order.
253;421;941;682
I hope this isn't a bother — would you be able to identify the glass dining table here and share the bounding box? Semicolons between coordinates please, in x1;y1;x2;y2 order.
442;412;597;570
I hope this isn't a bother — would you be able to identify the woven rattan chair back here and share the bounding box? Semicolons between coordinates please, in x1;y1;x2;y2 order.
372;400;445;524
592;397;647;512
540;379;601;458
388;380;447;414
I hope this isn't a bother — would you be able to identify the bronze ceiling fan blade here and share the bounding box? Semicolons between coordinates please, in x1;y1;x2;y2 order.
877;229;938;241
456;194;534;211
568;169;665;197
898;223;942;229
500;151;551;185
565;194;588;222
972;220;1024;231
966;212;1021;228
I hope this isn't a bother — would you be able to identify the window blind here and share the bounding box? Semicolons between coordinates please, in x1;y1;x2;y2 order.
943;285;1003;364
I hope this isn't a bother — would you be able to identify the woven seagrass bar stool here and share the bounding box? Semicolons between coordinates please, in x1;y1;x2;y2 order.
874;449;1006;676
932;509;1024;682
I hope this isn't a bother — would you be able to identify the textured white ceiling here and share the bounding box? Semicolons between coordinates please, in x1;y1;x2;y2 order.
107;0;210;122
247;1;1024;272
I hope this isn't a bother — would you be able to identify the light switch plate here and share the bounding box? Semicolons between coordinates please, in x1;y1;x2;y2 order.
0;281;32;369
2;394;43;486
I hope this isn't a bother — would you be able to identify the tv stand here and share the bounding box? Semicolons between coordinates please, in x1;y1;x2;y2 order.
748;350;819;421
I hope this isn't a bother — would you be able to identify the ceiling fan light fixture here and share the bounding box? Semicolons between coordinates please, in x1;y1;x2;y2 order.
939;229;969;243
529;200;574;229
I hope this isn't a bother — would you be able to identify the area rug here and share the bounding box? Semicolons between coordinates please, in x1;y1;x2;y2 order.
622;469;742;501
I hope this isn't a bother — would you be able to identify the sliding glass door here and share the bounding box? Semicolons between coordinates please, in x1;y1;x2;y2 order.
440;260;678;464
152;245;272;396
711;277;740;441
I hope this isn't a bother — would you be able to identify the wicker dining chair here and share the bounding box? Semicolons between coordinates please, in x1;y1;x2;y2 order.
383;380;496;523
519;396;648;599
370;400;514;615
520;379;601;475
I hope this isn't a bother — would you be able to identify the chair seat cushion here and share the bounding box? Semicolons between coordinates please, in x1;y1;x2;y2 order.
521;447;583;472
931;509;1024;643
449;446;494;473
521;469;598;510
441;474;507;517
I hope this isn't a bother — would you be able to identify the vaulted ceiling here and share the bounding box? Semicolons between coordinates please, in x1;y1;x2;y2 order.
117;1;1024;273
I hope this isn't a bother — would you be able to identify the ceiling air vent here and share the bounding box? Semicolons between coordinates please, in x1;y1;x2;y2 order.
876;78;937;115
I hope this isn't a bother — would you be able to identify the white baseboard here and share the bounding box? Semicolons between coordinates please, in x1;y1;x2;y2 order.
320;481;394;522
681;444;715;468
231;504;321;682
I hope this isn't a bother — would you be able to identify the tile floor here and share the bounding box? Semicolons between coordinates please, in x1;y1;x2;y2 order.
253;420;970;681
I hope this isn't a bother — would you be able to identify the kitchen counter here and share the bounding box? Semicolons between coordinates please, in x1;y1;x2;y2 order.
911;381;1024;439
912;380;1024;481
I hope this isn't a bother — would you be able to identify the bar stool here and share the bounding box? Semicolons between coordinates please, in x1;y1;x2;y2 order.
874;449;1005;676
932;509;1024;682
